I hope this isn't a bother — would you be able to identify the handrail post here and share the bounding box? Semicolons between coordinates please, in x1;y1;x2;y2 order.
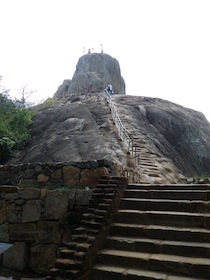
131;136;134;157
103;89;141;172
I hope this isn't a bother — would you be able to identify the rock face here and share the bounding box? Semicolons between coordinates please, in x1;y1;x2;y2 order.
54;53;126;99
111;95;210;176
15;94;127;166
10;93;210;179
6;52;210;180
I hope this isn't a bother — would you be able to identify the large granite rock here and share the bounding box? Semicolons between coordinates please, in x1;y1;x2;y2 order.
54;53;125;99
12;95;127;165
112;95;210;176
53;79;71;99
9;94;210;178
6;51;210;179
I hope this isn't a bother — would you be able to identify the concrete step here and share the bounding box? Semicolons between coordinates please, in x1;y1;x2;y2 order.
58;248;86;261
127;184;210;190
140;167;160;173
121;198;210;213
139;159;155;164
96;249;210;279
115;209;210;229
145;172;162;178
105;236;210;258
124;189;210;200
140;162;159;168
91;264;205;280
110;223;210;242
50;267;80;279
55;258;82;270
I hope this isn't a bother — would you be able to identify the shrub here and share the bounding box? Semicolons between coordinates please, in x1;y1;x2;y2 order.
0;93;32;162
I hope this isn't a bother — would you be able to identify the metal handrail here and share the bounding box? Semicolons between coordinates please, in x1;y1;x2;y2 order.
104;90;140;167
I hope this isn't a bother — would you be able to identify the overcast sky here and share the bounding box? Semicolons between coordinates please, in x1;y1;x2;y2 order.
1;0;210;121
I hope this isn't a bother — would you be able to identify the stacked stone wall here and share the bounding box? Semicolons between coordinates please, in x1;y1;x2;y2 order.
0;185;93;274
0;160;112;188
0;160;114;275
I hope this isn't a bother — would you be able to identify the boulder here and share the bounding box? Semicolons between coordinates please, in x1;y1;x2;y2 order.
54;53;126;98
13;98;127;165
6;52;210;179
8;94;210;178
54;79;71;100
2;242;29;271
29;244;57;274
68;53;125;94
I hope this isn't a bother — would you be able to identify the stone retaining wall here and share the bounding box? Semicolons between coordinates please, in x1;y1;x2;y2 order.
0;160;141;276
0;184;93;275
0;160;112;188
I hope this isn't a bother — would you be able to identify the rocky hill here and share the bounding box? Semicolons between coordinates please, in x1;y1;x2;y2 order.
8;53;210;183
54;53;125;100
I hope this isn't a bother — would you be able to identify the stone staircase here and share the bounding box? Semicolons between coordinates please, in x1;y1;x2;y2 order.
48;176;127;280
111;95;184;184
91;183;210;279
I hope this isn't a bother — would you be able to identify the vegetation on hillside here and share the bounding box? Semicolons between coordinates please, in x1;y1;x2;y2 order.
0;92;32;163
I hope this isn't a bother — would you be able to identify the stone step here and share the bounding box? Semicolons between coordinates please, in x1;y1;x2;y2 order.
92;193;112;199
58;248;86;261
96;249;210;279
139;181;151;184
91;264;206;280
140;162;159;168
98;203;111;210
58;247;75;259
141;168;161;174
135;150;150;154
140;167;160;173
89;198;112;208
121;198;210;213
55;258;82;270
81;220;103;230
145;172;162;178
124;189;210;200
105;236;210;258
127;184;210;190
94;209;108;216
115;209;210;229
71;234;88;243
98;179;118;185
82;213;105;223
96;183;118;189
94;188;116;193
75;242;91;252
49;267;81;279
110;223;210;242
139;160;155;164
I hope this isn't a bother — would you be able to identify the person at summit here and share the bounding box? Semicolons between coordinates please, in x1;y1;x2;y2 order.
106;84;114;94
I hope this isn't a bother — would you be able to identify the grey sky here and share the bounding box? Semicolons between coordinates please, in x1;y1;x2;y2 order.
1;0;210;121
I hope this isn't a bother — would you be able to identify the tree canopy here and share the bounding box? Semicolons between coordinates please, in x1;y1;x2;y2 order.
0;92;32;163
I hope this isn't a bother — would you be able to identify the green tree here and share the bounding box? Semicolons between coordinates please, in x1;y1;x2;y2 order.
0;91;32;163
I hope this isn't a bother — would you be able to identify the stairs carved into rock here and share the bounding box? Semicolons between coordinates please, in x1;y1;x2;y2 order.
91;183;210;280
111;96;184;184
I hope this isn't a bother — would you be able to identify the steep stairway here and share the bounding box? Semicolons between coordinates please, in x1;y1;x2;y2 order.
110;95;184;184
91;183;210;279
48;176;127;280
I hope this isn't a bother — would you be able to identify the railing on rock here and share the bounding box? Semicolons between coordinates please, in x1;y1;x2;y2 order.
104;90;140;168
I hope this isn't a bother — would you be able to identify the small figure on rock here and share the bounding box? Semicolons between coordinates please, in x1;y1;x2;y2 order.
100;43;103;53
106;84;114;95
